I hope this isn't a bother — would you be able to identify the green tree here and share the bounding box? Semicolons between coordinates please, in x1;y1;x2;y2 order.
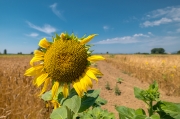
151;48;165;54
17;52;22;54
177;50;180;54
4;49;7;54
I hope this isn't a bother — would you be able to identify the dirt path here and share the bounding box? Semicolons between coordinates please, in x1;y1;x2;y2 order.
92;61;180;118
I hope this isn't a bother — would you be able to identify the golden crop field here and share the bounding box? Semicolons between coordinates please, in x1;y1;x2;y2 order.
105;54;180;96
0;55;51;119
1;54;180;118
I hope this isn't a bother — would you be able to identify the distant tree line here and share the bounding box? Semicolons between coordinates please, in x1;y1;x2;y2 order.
17;52;22;54
134;52;149;55
151;48;165;54
177;50;180;54
2;49;7;54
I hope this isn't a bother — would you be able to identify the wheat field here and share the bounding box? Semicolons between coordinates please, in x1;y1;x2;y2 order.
0;55;51;119
1;54;180;118
105;54;180;96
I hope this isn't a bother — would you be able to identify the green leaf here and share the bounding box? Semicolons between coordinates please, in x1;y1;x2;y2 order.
135;109;146;115
92;96;107;108
50;106;67;119
41;87;63;101
134;115;147;119
151;81;158;91
68;88;78;98
63;95;81;113
150;114;160;119
116;106;147;119
80;107;115;119
41;90;52;101
134;87;145;101
57;92;65;104
134;114;160;119
158;101;180;119
92;107;102;118
153;101;174;119
78;90;100;112
115;106;136;119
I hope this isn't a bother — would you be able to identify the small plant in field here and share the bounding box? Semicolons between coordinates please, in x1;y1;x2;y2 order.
115;81;180;119
114;84;121;96
79;107;115;119
116;78;123;84
105;81;111;90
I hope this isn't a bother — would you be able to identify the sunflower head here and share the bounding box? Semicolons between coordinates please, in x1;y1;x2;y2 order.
25;32;104;99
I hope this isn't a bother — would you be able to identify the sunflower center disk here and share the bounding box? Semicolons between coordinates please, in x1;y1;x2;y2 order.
44;40;88;83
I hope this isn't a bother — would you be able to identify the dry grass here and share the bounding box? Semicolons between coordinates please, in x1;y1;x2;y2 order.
1;54;179;118
105;54;180;96
0;56;51;119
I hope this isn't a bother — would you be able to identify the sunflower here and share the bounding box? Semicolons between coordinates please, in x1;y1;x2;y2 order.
24;33;104;99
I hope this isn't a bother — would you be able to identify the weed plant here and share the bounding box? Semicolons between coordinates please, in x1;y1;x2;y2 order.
105;81;111;90
114;84;121;96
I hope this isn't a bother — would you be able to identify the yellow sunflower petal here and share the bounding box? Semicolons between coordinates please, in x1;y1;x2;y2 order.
30;56;44;66
51;100;60;109
63;83;69;98
60;33;66;39
79;76;87;92
24;67;36;76
34;64;44;70
36;73;48;86
38;38;50;49
33;72;43;85
84;74;93;88
88;55;105;62
80;34;98;45
88;67;103;76
86;69;98;81
76;81;84;96
52;81;59;99
80;74;89;91
38;77;51;96
73;81;83;97
34;50;44;56
24;64;44;76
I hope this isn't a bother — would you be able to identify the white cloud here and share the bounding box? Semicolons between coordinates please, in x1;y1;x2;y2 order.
148;32;153;35
146;36;178;47
26;33;39;37
95;37;139;44
103;25;114;31
176;28;180;33
103;26;109;30
26;21;56;34
133;33;149;37
142;18;172;27
141;6;180;27
95;33;149;44
50;3;65;21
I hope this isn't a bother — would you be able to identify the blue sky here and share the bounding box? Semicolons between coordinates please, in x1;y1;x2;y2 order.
1;0;180;54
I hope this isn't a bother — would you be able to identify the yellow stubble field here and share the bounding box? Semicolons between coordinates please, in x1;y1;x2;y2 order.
0;55;51;119
0;54;180;118
105;54;180;96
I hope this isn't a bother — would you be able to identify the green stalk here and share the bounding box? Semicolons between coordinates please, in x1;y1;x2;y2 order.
148;100;153;117
66;106;73;119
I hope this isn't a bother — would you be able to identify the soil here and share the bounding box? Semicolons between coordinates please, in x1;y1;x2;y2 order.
92;60;180;118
